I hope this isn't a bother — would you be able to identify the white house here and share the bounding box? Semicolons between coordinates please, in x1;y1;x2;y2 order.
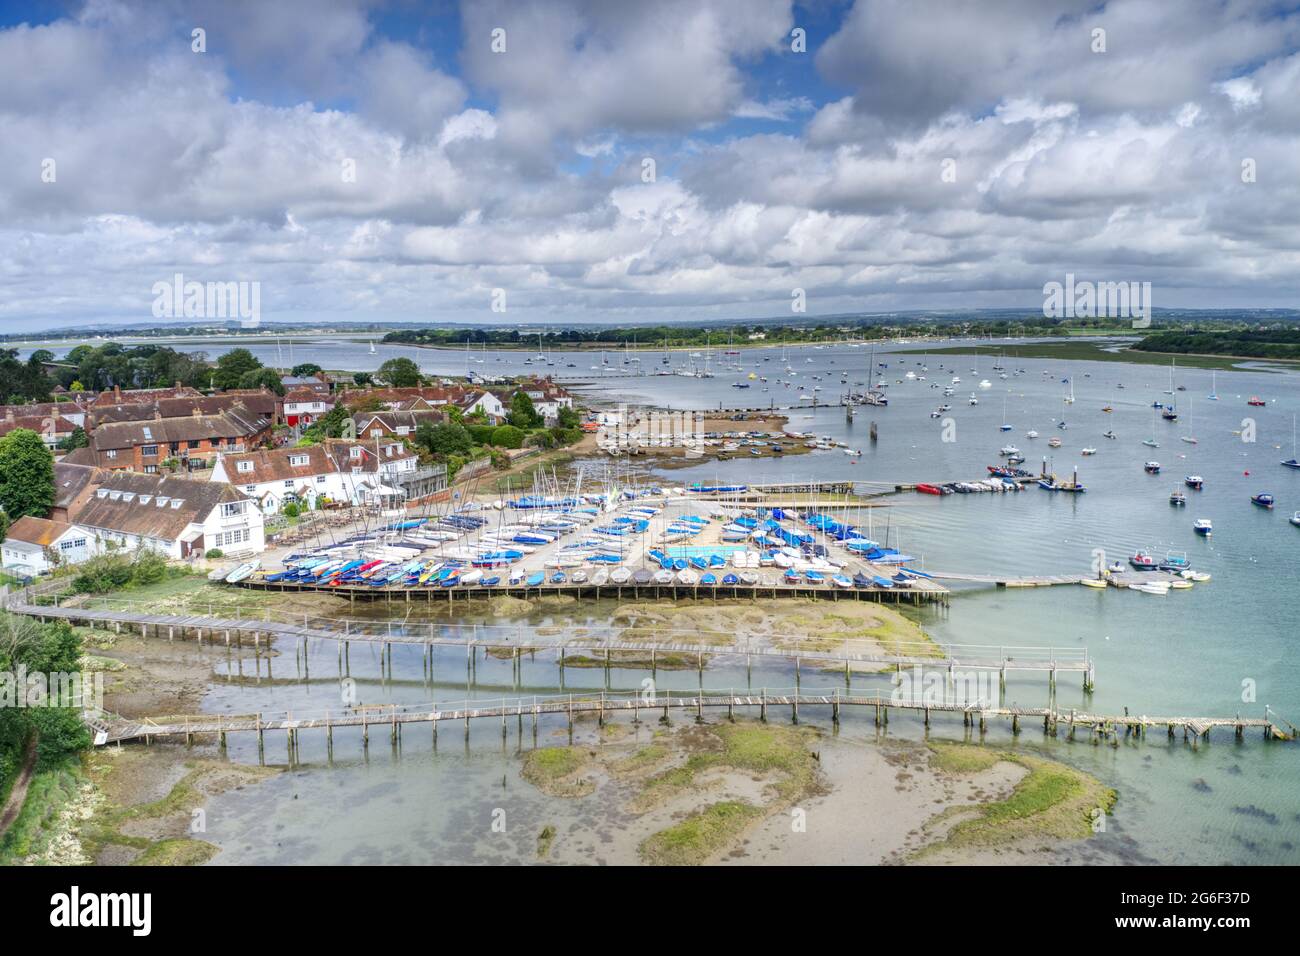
457;390;506;422
213;445;354;514
1;516;99;576
283;387;335;428
70;473;264;559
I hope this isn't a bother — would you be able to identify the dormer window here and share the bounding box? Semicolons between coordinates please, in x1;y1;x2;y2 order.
138;495;151;505
237;461;254;473
170;499;183;509
289;454;309;467
155;496;169;507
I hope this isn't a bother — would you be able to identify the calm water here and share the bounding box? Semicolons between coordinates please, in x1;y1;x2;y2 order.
44;334;1297;864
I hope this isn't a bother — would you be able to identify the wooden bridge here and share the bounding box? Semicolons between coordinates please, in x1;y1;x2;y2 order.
82;688;1293;756
6;591;1094;689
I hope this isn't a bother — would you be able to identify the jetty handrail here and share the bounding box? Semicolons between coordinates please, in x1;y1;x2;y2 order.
92;685;1285;745
24;593;1090;666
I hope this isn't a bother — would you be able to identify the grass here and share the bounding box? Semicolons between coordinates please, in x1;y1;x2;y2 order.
915;742;1116;857
0;758;84;864
639;801;766;866
632;722;820;815
520;746;595;797
609;744;671;776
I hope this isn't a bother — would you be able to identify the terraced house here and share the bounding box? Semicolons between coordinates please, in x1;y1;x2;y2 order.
82;404;273;473
69;472;264;559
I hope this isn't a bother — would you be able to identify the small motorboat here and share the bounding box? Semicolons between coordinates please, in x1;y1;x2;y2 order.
1247;396;1266;406
1193;518;1213;535
1102;431;1116;439
1251;493;1275;509
1184;475;1203;490
1292;511;1300;528
1081;447;1097;456
1144;461;1161;474
999;445;1020;457
1128;551;1159;570
1079;577;1107;589
1048;437;1062;448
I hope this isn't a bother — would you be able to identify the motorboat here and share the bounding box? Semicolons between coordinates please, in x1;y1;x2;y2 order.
1184;475;1203;490
1131;581;1171;595
1251;493;1275;509
1193;518;1212;535
1128;551;1159;570
1170;490;1187;506
1144;461;1161;474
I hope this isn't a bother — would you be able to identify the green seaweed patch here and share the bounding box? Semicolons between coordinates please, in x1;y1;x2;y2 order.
916;743;1116;857
521;746;595;797
536;824;557;859
609;744;671;777
639;800;766;866
130;838;219;866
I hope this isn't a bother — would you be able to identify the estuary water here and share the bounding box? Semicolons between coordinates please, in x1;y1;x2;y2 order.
32;334;1299;864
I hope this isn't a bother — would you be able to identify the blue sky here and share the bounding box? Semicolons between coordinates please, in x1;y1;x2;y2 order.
1;0;1299;333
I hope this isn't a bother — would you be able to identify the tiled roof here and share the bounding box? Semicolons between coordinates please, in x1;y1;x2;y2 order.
89;406;269;451
218;445;335;485
71;473;251;541
5;515;74;547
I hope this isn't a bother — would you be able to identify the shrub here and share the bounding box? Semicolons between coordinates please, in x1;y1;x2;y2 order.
466;424;496;445
491;424;525;449
205;548;224;559
283;503;300;518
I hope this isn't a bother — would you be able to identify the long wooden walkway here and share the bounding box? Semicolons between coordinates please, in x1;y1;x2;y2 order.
7;595;1094;685
86;688;1292;749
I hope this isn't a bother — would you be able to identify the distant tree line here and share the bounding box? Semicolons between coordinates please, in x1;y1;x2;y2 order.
1132;329;1300;360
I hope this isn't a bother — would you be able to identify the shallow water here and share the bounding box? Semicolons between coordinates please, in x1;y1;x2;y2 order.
61;334;1297;864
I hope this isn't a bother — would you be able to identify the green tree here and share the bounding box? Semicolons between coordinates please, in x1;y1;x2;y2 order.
291;363;322;377
56;426;88;451
238;367;284;395
212;348;263;390
557;405;580;429
415;422;472;458
0;349;53;404
507;391;541;429
377;357;421;387
352;371;373;386
0;429;55;520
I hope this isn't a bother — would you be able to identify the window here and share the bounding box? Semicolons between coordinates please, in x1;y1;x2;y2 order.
188;440;200;449
244;485;256;493
141;444;158;457
170;499;184;509
315;476;326;483
289;454;309;467
220;501;244;518
237;461;254;473
155;496;169;508
283;480;294;489
144;465;157;474
105;449;117;459
350;447;362;459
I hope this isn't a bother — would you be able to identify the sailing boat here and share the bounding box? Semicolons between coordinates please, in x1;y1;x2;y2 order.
1207;370;1218;401
999;395;1012;432
1142;406;1159;448
1164;357;1176;395
1063;377;1075;404
1283;414;1299;469
368;339;376;354
1180;398;1198;444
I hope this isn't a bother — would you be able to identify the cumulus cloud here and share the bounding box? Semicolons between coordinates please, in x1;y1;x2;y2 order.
1;0;1299;330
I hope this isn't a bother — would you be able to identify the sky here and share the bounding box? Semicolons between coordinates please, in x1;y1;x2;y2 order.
2;0;1299;334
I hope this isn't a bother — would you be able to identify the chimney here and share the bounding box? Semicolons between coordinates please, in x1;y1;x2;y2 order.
193;406;202;417
174;380;182;390
4;408;12;423
113;385;121;401
154;405;162;421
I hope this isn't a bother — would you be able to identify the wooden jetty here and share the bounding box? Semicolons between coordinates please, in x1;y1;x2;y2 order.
83;688;1293;753
6;592;1093;688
